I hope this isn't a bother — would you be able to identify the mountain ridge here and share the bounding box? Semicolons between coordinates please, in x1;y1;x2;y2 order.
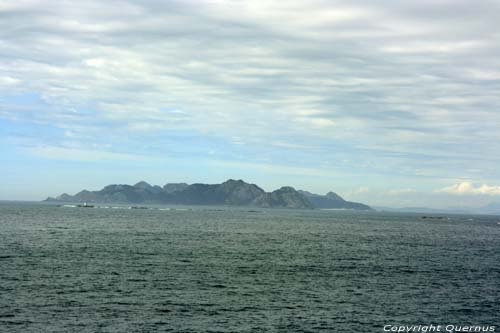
45;179;373;210
298;190;372;210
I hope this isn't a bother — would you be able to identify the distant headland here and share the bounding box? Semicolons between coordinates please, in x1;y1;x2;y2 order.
45;179;373;210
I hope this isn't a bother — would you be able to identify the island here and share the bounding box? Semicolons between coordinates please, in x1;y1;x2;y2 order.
45;179;373;210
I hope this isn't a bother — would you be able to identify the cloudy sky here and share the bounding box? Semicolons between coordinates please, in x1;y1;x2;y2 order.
1;0;500;207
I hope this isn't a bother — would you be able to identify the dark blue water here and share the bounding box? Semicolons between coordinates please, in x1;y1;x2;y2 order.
1;203;499;332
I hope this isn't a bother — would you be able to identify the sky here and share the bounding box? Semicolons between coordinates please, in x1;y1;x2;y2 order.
1;0;500;208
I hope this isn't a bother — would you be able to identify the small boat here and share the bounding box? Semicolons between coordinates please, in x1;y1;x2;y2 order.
77;202;94;208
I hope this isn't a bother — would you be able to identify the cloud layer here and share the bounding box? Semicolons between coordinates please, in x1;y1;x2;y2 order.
1;0;500;201
437;182;500;196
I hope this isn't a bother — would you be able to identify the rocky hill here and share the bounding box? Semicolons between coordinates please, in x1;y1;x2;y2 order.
46;179;372;210
298;190;372;210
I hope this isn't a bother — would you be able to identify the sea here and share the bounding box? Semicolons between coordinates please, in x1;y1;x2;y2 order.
1;202;499;332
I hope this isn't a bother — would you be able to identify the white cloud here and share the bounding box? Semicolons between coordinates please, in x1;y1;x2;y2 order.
207;160;335;178
354;187;370;194
271;141;314;150
436;182;500;196
0;76;21;86
387;188;417;195
24;145;140;162
381;40;485;54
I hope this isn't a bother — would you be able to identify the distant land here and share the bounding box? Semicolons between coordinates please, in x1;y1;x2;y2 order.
45;179;373;210
375;203;500;216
